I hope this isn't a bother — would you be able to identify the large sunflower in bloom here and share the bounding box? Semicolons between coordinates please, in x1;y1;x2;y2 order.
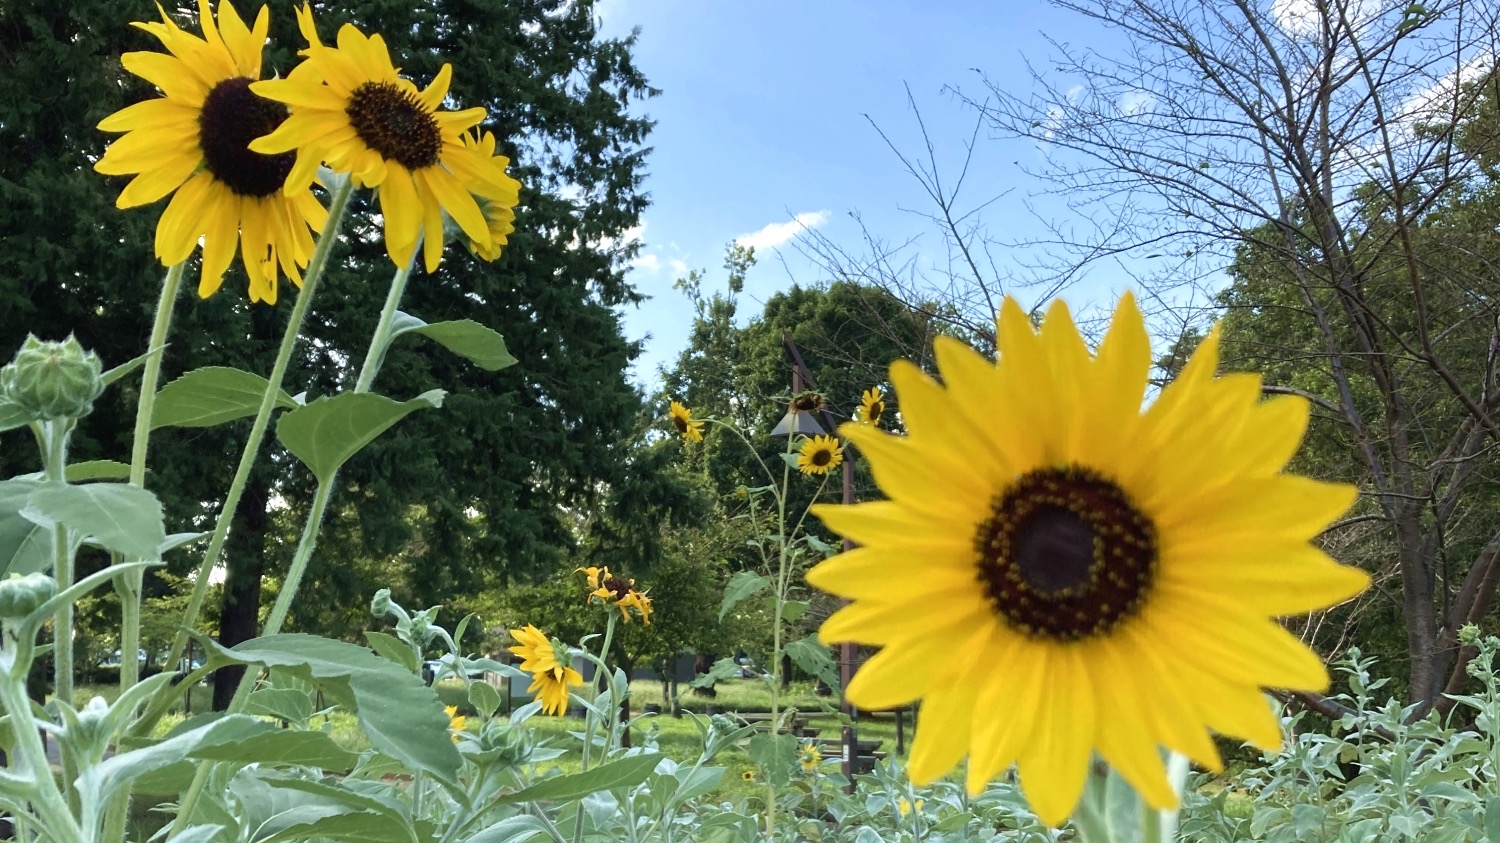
807;293;1369;827
508;624;584;717
250;6;514;272
94;0;327;304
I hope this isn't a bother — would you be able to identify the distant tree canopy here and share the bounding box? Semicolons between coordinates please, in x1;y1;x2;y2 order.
0;0;659;670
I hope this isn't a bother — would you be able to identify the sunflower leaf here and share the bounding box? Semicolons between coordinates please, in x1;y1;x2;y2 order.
492;752;664;805
785;635;839;691
390;312;517;371
152;367;299;429
275;390;445;485
719;571;770;622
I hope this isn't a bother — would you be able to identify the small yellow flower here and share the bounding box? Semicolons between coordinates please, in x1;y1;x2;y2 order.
444;705;466;743
797;435;844;476
508;624;561;674
858;387;887;427
576;565;609;596
633;591;654;626
669;401;704;442
897;798;925;817
741;770;755;782
800;741;822;773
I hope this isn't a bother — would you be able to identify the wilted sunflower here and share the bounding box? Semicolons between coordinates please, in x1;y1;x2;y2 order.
858;386;886;427
250;5;513;272
460;130;522;262
508;624;583;716
807;293;1369;827
798;435;843;476
669;401;704;442
94;0;327;304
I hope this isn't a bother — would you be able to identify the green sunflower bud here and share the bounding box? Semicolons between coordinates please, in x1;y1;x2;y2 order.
0;335;104;421
0;572;58;620
370;588;393;617
1459;623;1482;646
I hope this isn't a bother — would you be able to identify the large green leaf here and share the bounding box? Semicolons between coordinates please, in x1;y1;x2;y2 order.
467;816;550;843
390;312;517;371
275;390;445;484
494;753;663;805
784;635;839;691
152;367;299;430
191;730;357;770
77;714;270;806
65;460;131;482
203;634;460;782
719;571;769;622
21;481;165;559
0;479;49;577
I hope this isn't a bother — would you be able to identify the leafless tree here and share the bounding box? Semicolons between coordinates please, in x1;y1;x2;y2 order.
819;0;1500;715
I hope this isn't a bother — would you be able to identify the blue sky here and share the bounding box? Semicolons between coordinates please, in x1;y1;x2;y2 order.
593;1;1123;389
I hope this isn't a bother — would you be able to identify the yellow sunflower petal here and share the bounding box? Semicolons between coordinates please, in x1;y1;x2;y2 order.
1014;647;1095;827
805;547;976;600
907;625;991;785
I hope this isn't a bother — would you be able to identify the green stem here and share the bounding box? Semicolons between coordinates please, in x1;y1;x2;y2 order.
572;613;617;843
354;258;414;393
165;179;354;840
162;178;354;678
118;260;185;698
44;419;74;708
764;431;794;838
0;623;83;843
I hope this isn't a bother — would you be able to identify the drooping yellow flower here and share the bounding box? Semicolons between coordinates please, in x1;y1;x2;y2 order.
632;591;654;626
578;567;653;624
858;386;886;427
669;401;704;442
508;624;561;675
577;565;609;597
797;435;844;476
528;663;585;717
444;705;466;743
249;5;513;272
507;624;583;716
460;130;522;262
94;0;327;304
807;293;1369;827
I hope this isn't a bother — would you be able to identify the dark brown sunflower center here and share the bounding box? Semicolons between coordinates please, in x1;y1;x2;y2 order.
346;81;441;170
974;466;1157;642
601;576;632;600
811;448;833;467
672;415;689;434
198;77;294;198
868;401;884;423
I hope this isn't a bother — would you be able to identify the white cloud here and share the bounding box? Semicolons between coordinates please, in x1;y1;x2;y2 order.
734;210;832;251
1271;0;1380;37
669;258;689;275
631;253;661;271
1118;90;1156;117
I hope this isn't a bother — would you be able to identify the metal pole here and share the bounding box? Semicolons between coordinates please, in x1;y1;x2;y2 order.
780;334;859;788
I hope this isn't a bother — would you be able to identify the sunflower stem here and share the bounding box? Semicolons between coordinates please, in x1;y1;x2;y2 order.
118;260;185;697
765;430;796;837
43;419;75;707
355;254;415;393
572;612;617;843
160;177;354;685
165;177;354;839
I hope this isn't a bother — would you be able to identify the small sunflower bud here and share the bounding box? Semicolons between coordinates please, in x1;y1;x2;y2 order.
0;572;58;620
1459;623;1482;646
0;335;104;421
370;588;393;617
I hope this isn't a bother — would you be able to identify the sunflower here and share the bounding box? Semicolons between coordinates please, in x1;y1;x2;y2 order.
858;386;886;427
897;798;924;817
460;130;522;262
249;5;513;272
797;435;844;476
807;293;1369;827
800;741;822;773
94;0;327;304
508;624;583;716
632;591;655;626
669;401;704;442
741;770;755;782
444;705;466;743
